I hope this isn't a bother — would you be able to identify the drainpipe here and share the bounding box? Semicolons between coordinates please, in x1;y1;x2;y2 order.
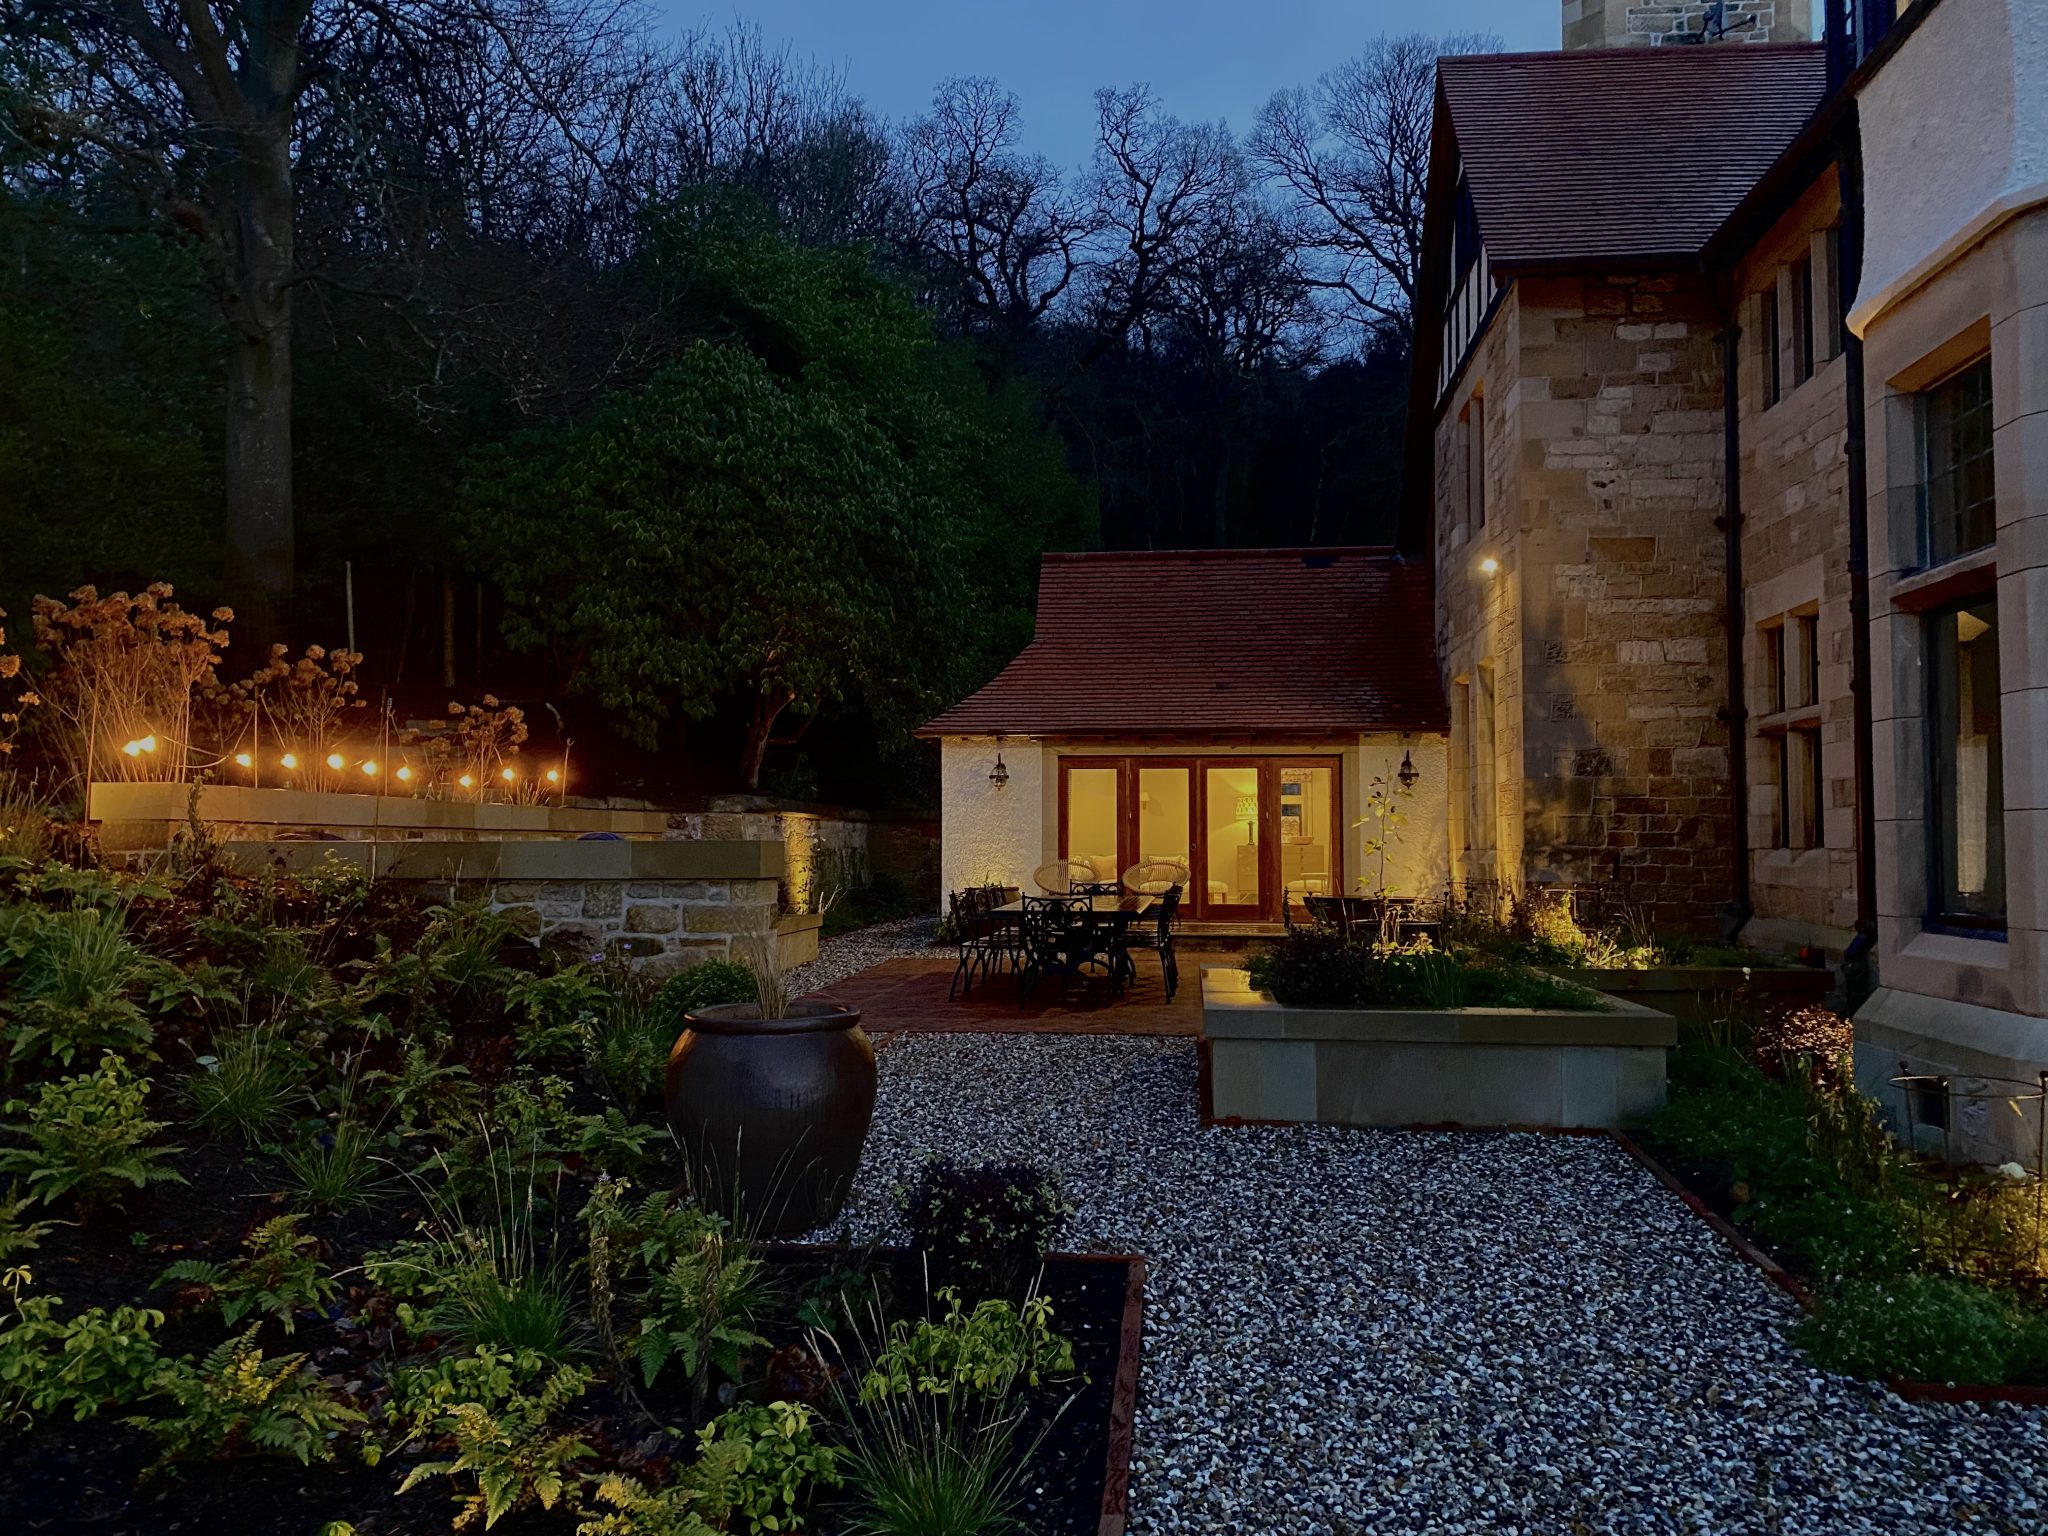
1837;111;1881;1008
1717;300;1753;943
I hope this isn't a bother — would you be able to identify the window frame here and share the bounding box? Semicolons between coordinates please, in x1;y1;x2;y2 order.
1916;356;1997;569
1922;593;2006;934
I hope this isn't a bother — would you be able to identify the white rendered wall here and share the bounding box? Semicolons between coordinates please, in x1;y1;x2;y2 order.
937;737;1048;908
1851;0;2048;334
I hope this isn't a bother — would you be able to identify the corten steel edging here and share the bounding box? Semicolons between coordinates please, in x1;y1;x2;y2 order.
753;1242;1148;1529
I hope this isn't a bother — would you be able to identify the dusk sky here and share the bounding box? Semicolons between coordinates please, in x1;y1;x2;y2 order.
688;2;1556;170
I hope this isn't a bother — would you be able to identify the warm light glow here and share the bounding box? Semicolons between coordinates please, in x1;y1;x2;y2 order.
360;760;379;777
233;752;253;769
545;769;560;784
395;765;414;783
500;767;516;783
458;773;475;789
139;735;157;754
280;752;299;771
1478;555;1500;577
325;752;346;771
121;739;144;758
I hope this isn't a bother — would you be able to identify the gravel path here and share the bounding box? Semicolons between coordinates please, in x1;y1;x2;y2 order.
785;913;947;996
832;1033;2048;1536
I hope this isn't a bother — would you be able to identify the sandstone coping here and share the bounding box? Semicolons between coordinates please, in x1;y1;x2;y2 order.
89;782;668;846
1202;966;1673;1130
218;837;784;883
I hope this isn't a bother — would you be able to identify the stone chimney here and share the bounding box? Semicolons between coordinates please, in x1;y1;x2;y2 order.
1562;1;1812;49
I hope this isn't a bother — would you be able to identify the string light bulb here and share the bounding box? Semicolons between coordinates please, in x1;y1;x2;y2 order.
325;752;346;771
233;752;253;769
121;739;145;758
545;769;560;785
395;765;413;783
360;760;379;778
280;752;299;771
500;767;516;783
458;773;475;790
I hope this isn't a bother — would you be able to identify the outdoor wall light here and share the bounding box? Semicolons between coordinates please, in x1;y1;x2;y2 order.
1478;555;1500;577
1398;750;1419;790
989;738;1010;789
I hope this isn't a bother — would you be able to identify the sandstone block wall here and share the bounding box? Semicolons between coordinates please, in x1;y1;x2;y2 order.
486;876;782;976
1437;274;1738;930
1563;0;1810;49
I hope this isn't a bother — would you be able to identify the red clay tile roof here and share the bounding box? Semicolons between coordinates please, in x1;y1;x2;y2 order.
918;548;1447;739
1440;44;1829;269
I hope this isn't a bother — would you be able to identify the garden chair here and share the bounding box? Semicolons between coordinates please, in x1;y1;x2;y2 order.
1017;894;1120;1002
1032;859;1098;895
1119;884;1183;1000
947;888;1002;1000
1121;858;1190;897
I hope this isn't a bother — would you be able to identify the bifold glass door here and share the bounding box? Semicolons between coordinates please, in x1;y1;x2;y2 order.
1057;756;1342;922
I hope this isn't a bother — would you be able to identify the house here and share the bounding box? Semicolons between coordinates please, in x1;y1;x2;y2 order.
1410;0;2048;1162
917;548;1449;930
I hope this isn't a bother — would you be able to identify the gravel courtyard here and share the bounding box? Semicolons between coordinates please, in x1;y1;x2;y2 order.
833;1032;2048;1536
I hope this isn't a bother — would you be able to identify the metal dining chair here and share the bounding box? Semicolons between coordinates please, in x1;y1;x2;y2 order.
1120;884;1183;1000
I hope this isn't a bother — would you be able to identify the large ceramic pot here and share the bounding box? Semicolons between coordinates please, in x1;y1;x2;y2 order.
664;1000;876;1238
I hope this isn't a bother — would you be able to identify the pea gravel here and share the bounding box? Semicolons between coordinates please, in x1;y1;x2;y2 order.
829;1032;2048;1536
785;913;947;997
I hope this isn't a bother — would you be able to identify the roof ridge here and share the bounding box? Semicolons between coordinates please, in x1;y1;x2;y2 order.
1041;545;1400;564
1440;41;1826;70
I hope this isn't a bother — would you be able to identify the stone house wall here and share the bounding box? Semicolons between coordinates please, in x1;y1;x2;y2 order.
485;875;782;977
1436;273;1738;930
1732;170;1862;956
1563;0;1811;49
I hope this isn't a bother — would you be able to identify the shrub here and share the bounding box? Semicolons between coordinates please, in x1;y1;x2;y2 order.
631;1223;769;1397
1246;929;1600;1012
0;1052;185;1208
0;1282;166;1424
160;1213;339;1334
903;1160;1071;1303
694;1400;842;1536
862;1290;1075;1402
649;961;758;1033
1794;1276;2048;1386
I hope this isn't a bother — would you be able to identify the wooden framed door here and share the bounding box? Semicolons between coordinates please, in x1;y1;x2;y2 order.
1195;759;1270;922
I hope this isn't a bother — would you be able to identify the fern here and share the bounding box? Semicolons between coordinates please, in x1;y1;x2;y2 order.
0;1053;185;1209
159;1214;338;1333
397;1361;594;1531
133;1326;365;1469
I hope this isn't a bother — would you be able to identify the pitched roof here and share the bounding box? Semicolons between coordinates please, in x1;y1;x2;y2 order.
1439;44;1829;270
918;548;1446;739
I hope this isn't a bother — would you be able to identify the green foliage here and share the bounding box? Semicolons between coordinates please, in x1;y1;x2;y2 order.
183;1023;304;1144
633;1222;769;1393
650;961;759;1033
1246;930;1601;1012
0;1183;54;1264
384;1345;565;1437
1793;1276;2048;1386
505;967;608;1067
862;1290;1076;1401
835;1389;1026;1536
0;905;162;1070
134;1327;365;1468
397;1360;595;1532
159;1214;339;1333
694;1399;842;1536
0;1052;185;1207
576;1470;725;1536
0;1276;166;1425
282;1119;385;1213
902;1160;1072;1302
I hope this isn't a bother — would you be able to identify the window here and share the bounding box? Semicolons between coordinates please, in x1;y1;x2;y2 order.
1762;623;1786;713
1790;256;1815;387
1761;287;1782;407
1927;597;2005;928
1819;228;1843;362
1471;664;1498;857
1920;358;1996;565
1468;394;1487;532
1777;728;1823;850
1793;612;1820;709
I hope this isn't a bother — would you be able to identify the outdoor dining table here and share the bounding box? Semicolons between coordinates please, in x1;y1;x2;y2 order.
980;891;1161;998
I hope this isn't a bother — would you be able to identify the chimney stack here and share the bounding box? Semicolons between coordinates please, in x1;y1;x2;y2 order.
1562;1;1813;50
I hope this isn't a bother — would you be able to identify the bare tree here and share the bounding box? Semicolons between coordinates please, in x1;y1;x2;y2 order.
896;76;1088;336
1249;32;1499;346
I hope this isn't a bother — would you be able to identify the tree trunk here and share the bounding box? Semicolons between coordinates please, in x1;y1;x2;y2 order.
742;686;796;790
221;125;297;652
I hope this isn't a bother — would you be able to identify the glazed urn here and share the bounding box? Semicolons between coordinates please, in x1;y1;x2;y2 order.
664;999;876;1237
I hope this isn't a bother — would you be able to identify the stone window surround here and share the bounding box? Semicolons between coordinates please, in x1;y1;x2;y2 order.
1751;223;1845;415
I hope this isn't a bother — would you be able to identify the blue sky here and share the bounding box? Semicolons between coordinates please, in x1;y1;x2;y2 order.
680;2;1555;170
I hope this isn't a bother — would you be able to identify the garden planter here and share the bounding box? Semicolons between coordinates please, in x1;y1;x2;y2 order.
665;999;877;1237
1557;964;1835;1029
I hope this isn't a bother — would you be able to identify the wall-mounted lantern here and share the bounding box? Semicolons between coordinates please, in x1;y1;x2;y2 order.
1398;748;1420;791
989;736;1010;790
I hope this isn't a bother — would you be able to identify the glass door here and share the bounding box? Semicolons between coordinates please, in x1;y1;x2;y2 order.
1277;761;1340;918
1198;761;1267;921
1060;764;1122;887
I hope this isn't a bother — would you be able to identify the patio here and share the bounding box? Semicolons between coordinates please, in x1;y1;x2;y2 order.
811;951;1209;1037
830;1033;2048;1535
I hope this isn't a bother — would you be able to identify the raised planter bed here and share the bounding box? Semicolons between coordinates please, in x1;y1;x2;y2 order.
1201;965;1675;1129
1556;963;1836;1028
